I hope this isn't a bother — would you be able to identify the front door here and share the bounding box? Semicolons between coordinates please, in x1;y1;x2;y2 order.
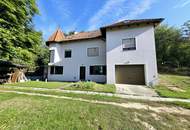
80;66;86;81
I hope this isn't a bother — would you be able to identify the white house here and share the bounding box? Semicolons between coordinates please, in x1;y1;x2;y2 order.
46;18;164;86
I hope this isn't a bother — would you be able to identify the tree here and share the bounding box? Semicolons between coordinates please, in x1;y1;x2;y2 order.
0;0;42;68
65;31;76;36
155;24;190;68
155;25;181;67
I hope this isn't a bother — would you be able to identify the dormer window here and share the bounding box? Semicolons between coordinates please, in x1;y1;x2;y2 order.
122;38;136;51
50;50;55;63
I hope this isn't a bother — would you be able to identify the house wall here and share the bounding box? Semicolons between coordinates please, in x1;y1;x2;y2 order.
106;25;158;86
48;39;106;83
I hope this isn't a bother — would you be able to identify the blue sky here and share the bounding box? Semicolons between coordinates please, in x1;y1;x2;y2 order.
33;0;190;40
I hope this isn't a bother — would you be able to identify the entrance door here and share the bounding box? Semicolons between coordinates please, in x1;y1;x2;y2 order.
80;66;86;81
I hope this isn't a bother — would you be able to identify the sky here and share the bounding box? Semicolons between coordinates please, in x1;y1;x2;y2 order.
33;0;190;40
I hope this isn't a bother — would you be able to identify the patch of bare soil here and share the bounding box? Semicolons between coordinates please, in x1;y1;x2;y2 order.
117;102;190;116
180;118;188;123
159;79;171;86
167;85;186;92
159;79;186;92
150;113;161;121
134;112;156;130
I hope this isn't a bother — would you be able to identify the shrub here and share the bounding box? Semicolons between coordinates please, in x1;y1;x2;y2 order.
159;66;190;76
71;81;95;90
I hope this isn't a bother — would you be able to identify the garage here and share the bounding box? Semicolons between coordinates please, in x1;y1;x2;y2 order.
115;65;145;85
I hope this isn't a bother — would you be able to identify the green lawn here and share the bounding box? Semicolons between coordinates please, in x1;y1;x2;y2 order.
0;92;190;130
3;81;68;89
155;74;190;99
2;81;116;93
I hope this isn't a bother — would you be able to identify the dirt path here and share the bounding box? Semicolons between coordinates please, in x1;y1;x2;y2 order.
0;90;190;116
1;86;190;103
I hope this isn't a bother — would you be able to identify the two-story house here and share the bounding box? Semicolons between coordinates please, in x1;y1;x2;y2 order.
46;18;164;86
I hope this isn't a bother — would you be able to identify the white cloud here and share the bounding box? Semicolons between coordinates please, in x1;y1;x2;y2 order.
49;0;71;19
119;0;156;21
87;0;127;30
173;0;190;8
66;0;92;32
87;0;156;30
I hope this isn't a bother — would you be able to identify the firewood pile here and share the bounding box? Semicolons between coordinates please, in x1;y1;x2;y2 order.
8;69;27;83
0;60;27;84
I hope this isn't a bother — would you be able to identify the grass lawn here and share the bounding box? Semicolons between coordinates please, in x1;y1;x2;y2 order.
0;92;190;130
2;81;68;89
1;81;116;93
155;74;190;99
1;86;190;109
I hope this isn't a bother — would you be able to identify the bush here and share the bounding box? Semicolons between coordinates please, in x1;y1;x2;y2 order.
71;81;95;90
159;66;190;76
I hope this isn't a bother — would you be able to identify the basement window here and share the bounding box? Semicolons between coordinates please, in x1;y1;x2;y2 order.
50;66;63;75
122;38;136;51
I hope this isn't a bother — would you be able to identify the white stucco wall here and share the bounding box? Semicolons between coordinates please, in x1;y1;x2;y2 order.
106;25;158;86
48;39;106;83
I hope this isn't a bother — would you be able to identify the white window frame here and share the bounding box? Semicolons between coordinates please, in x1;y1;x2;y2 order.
122;38;136;51
87;47;99;57
49;50;55;63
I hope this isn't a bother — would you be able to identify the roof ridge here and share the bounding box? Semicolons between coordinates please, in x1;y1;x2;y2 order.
53;29;59;41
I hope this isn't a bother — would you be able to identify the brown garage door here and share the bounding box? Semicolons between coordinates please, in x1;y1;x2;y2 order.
115;65;145;85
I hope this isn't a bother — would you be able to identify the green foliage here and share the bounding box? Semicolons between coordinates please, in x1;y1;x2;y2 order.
71;81;95;90
35;46;49;67
155;24;190;68
3;81;116;93
65;31;76;36
12;47;37;66
1;92;190;129
0;0;46;68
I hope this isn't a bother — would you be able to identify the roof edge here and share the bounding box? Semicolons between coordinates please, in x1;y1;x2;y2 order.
100;18;164;30
46;18;165;46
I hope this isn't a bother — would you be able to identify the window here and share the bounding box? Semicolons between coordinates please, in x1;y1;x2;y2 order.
50;66;63;75
87;47;99;57
65;50;72;58
50;50;55;63
90;66;106;75
122;38;136;51
50;66;54;74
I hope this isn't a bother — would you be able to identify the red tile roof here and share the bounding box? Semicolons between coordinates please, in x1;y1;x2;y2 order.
46;30;101;45
64;30;101;42
47;28;65;42
46;18;164;45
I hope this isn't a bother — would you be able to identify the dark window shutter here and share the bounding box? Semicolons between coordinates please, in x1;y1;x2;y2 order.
50;66;54;74
103;66;106;75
